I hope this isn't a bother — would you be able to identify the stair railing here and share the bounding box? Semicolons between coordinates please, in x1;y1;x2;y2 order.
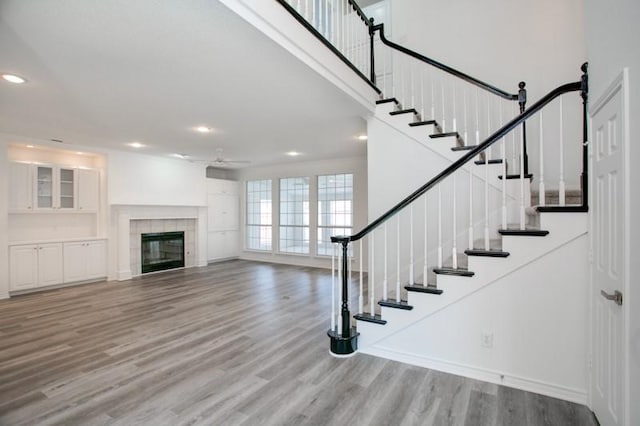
276;0;531;177
328;64;588;355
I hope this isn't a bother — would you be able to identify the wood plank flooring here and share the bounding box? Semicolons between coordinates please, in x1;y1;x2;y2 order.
0;260;596;425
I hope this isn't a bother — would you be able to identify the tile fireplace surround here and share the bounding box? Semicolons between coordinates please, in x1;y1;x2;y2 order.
112;205;207;281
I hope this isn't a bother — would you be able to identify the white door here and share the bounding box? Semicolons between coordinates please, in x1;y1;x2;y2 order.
9;245;38;290
8;162;33;211
37;243;63;287
77;168;99;211
590;71;628;426
85;241;107;279
63;241;87;282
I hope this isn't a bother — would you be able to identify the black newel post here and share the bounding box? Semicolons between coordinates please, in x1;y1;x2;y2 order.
328;237;359;356
518;81;529;176
369;18;376;85
580;62;589;209
340;241;351;337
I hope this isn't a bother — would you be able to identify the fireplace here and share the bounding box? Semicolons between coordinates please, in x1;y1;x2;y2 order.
141;231;185;273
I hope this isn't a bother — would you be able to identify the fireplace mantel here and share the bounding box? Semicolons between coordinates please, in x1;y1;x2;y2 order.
110;205;207;281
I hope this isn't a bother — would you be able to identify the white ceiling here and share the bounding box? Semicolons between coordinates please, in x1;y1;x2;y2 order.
0;0;371;167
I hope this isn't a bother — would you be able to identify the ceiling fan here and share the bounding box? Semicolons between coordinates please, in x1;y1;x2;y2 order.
188;148;251;167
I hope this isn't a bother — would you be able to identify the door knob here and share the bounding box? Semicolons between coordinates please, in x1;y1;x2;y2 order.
600;289;623;306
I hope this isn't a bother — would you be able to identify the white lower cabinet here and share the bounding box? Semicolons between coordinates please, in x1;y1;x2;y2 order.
9;243;63;291
9;239;106;292
63;240;107;283
207;231;239;261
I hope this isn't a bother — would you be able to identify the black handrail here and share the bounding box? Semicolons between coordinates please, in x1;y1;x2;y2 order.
332;71;587;245
371;23;519;101
275;0;381;95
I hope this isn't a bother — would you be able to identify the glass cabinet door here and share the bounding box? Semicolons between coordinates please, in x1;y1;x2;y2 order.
59;168;75;209
36;166;53;208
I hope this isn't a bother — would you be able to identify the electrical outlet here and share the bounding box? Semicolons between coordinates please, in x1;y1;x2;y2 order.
481;331;494;348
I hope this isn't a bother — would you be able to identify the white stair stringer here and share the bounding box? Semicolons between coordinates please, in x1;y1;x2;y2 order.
356;212;587;350
373;102;521;204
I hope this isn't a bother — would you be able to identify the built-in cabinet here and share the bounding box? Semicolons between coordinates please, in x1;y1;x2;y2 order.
9;239;107;292
8;161;99;213
207;179;240;261
63;240;107;283
9;243;64;291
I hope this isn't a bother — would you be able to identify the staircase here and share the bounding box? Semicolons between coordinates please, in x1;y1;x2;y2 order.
277;0;590;403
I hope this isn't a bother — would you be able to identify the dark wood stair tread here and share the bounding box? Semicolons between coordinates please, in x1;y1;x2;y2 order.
405;284;443;295
431;132;460;139
464;249;510;257
474;159;504;165
409;120;438;127
451;145;477;151
498;173;533;180
354;313;387;325
433;267;475;277
376;98;399;105
536;205;588;213
390;108;418;116
499;228;549;237
378;299;413;310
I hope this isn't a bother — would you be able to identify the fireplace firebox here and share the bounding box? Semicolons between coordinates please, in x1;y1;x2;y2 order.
141;231;185;274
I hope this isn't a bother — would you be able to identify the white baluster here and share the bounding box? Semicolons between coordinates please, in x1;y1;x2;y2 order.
475;88;480;146
519;125;526;230
539;110;546;206
463;88;468;146
359;239;363;314
318;0;323;35
437;184;443;268
396;214;401;302
391;51;396;99
452;174;458;269
383;223;388;301
410;61;415;110
468;151;474;249
440;75;446;132
512;103;518;174
382;35;387;96
558;97;566;205
452;80;457;132
331;243;336;331
370;230;375;314
484;95;490;250
424;194;429;285
409;204;414;285
501;104;508;229
420;67;425;119
430;69;436;123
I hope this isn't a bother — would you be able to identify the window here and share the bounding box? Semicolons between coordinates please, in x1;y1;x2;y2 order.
317;174;353;256
246;180;272;250
279;177;310;254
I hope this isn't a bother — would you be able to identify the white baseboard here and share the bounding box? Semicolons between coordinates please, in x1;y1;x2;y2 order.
361;345;588;405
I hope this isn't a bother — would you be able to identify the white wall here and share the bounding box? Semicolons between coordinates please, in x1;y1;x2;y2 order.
584;1;640;424
388;0;587;188
234;156;367;270
107;150;207;207
219;0;377;113
0;140;9;299
365;234;589;404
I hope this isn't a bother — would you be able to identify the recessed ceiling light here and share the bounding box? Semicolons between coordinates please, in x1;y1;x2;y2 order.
286;151;301;157
128;142;145;148
173;153;187;159
194;126;212;133
76;151;84;155
357;135;368;141
26;145;34;148
2;74;26;84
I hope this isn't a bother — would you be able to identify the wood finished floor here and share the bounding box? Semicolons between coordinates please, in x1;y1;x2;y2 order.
0;260;596;426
